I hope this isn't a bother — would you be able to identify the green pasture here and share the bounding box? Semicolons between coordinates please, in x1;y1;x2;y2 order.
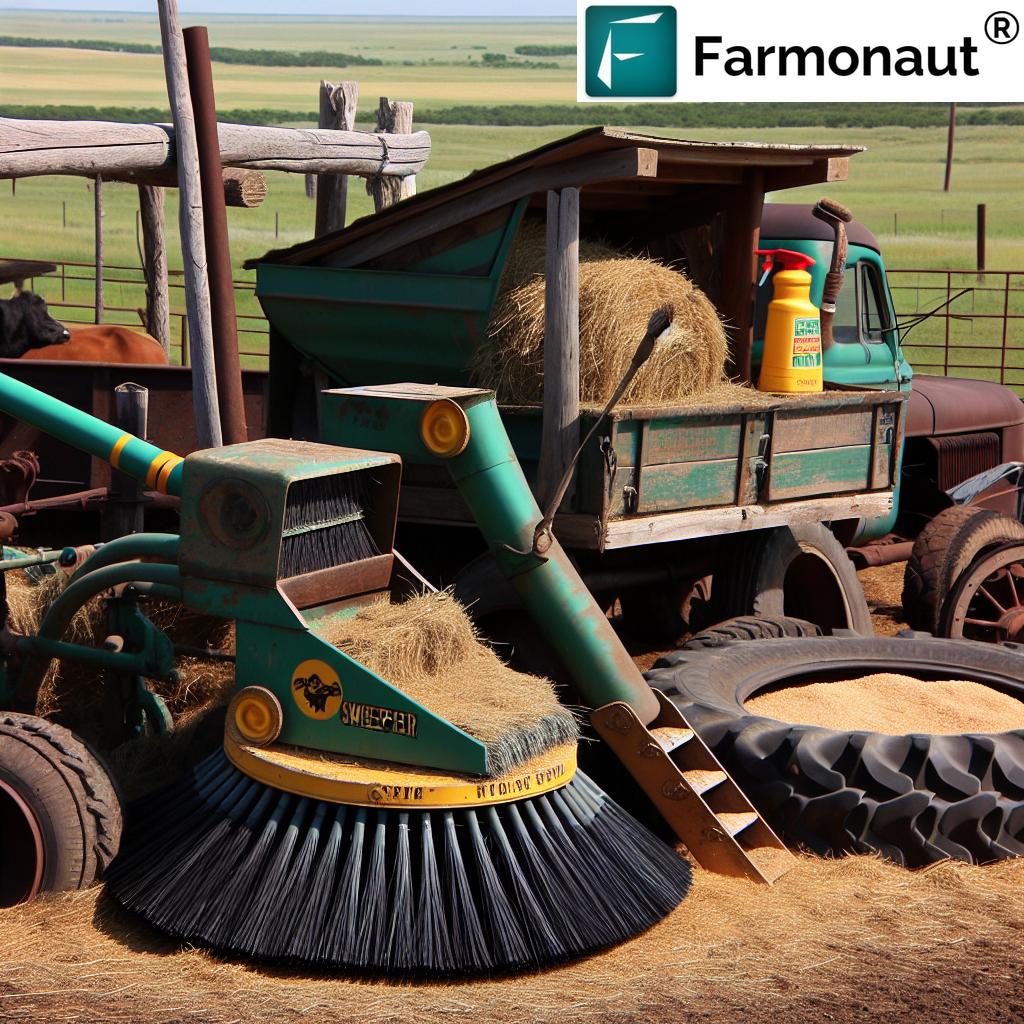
0;12;576;63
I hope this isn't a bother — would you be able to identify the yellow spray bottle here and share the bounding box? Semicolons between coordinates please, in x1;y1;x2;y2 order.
755;248;823;394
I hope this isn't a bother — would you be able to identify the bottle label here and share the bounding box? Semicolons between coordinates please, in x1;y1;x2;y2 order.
792;317;822;368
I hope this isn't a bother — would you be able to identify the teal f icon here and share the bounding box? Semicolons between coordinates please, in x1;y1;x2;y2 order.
585;6;677;97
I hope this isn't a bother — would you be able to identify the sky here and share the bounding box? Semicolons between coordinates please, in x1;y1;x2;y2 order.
0;0;576;13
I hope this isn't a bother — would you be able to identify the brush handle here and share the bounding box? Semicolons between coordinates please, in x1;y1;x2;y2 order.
0;372;185;495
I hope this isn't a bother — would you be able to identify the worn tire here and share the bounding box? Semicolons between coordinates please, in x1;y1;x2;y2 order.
0;714;122;902
685;615;823;649
645;636;1024;867
902;506;1024;634
710;523;872;635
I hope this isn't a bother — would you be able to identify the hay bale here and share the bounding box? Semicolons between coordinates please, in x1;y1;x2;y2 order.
473;218;730;406
316;590;579;776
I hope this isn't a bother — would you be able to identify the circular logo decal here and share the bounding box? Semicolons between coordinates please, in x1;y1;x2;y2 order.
291;659;342;720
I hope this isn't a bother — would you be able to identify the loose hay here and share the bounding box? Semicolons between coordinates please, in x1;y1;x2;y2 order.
747;672;1024;735
1;853;1021;1024
474;218;730;405
316;590;579;775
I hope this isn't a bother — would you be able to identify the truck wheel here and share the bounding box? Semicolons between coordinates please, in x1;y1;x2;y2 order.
902;506;1024;634
685;615;823;649
939;542;1024;645
710;523;872;635
646;636;1024;867
0;714;122;906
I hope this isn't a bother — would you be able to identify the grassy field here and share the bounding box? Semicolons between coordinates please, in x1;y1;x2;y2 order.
1;14;1022;377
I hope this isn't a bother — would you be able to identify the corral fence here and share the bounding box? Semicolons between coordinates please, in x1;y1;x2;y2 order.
11;261;1024;393
15;259;271;370
888;269;1024;395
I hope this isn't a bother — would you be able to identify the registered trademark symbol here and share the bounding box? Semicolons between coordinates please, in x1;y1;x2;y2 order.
985;11;1020;43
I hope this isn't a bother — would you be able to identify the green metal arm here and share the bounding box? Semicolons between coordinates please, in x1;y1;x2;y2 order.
14;561;183;706
69;533;181;583
0;373;184;496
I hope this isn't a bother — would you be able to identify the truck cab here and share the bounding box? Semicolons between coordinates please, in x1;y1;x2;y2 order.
758;204;1024;545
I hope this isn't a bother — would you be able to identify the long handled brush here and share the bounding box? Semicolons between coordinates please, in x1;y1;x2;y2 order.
108;740;690;972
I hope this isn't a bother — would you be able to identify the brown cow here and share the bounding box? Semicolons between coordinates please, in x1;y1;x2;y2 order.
20;324;169;365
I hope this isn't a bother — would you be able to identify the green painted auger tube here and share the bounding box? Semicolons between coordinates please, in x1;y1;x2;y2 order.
0;372;185;496
322;384;663;726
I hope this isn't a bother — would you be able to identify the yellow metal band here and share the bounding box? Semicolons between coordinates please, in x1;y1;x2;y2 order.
109;433;132;470
223;732;577;809
154;455;184;493
145;451;178;489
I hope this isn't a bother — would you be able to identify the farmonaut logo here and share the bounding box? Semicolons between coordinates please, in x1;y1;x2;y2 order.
585;6;677;97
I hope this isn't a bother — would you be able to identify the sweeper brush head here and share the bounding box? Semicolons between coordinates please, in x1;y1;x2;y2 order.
107;750;693;974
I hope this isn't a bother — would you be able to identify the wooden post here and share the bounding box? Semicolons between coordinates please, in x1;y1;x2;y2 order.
156;0;222;448
536;187;580;508
720;170;765;384
977;203;987;272
943;103;956;193
315;80;358;235
93;174;104;324
368;96;414;212
184;25;248;446
138;184;170;353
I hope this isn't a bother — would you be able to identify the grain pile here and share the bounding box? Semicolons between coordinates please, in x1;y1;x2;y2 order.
747;673;1024;735
317;589;578;775
1;854;1021;1024
474;218;730;406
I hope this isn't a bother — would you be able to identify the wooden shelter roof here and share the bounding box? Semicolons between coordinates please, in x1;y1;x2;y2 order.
249;126;863;270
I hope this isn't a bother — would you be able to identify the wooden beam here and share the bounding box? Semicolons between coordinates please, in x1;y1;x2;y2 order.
764;157;850;193
536;188;580;507
720;171;765;385
368;97;414;212
318;147;658;270
315;80;358;236
0;117;430;180
157;0;221;448
138;184;170;351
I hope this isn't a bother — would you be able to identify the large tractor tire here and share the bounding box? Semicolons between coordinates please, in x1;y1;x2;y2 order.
709;523;872;635
0;713;122;906
645;636;1024;867
684;614;823;649
902;506;1024;635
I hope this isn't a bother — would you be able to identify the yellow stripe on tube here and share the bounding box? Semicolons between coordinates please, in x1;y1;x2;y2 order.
145;452;179;490
155;455;185;494
109;433;133;470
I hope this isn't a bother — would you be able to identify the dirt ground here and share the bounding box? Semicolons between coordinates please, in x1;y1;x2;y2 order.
1;853;1022;1024
3;560;1022;1024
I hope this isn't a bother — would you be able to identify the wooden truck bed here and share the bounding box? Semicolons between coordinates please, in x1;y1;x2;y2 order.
401;386;907;551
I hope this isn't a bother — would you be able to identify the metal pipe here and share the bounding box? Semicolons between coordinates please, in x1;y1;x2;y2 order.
847;540;913;569
0;551;64;572
183;26;248;446
0;374;184;497
15;562;183;704
69;533;180;584
449;398;661;724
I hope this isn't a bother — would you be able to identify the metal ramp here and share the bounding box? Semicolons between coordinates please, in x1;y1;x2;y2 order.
592;691;794;883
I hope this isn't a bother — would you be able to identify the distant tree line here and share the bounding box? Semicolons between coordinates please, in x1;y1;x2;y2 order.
1;102;1021;129
0;35;382;67
514;44;576;56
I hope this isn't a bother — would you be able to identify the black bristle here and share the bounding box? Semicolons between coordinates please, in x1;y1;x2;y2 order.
355;812;389;967
279;472;380;579
107;757;693;975
416;813;455;971
385;812;416;970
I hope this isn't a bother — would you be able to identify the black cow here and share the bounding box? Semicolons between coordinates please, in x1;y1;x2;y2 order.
0;292;70;358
